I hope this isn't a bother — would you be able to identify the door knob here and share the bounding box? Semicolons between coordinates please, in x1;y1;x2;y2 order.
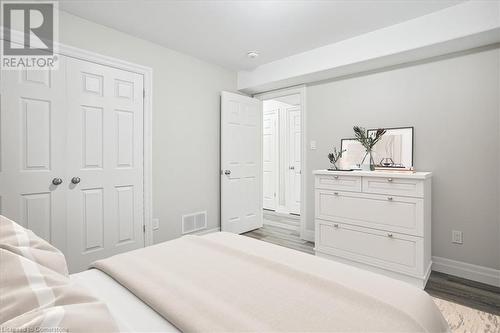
224;170;231;175
71;177;81;184
52;178;63;185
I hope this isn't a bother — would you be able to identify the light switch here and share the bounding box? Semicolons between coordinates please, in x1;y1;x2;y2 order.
310;140;317;150
152;218;160;230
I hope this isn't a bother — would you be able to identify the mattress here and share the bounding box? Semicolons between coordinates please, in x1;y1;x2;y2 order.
90;232;448;332
70;269;180;333
72;232;448;332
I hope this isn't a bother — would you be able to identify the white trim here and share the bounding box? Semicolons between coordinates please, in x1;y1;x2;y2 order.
1;30;154;247
301;229;314;242
432;256;500;287
254;86;309;242
192;227;221;236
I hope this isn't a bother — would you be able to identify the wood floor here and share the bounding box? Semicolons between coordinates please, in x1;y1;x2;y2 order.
243;224;500;316
262;209;301;231
245;221;314;255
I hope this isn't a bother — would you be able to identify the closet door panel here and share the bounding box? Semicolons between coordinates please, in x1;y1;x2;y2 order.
263;110;277;210
286;106;301;215
0;60;68;252
65;57;144;273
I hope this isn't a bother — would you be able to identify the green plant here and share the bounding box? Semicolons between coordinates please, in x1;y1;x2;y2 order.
353;126;386;151
353;126;386;170
328;147;345;170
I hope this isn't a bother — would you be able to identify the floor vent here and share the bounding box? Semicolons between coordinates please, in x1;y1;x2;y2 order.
182;211;207;234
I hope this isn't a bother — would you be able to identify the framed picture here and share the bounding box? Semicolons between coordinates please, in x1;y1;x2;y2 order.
367;127;413;169
340;138;365;169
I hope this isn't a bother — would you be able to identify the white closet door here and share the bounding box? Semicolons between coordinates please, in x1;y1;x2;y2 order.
287;107;301;215
65;57;144;272
0;60;68;252
221;91;262;234
263;110;277;210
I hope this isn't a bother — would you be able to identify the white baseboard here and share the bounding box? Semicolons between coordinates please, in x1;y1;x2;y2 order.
263;219;299;231
432;256;500;287
192;227;220;236
300;229;314;242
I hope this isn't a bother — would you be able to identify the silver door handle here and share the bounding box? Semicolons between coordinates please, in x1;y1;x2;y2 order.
224;170;231;175
71;177;81;184
52;178;63;185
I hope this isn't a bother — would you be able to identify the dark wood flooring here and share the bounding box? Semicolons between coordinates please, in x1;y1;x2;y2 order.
243;224;500;315
426;271;500;315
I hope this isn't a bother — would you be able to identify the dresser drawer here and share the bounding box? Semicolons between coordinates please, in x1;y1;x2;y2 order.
362;177;424;198
315;175;361;192
316;221;423;276
315;190;423;236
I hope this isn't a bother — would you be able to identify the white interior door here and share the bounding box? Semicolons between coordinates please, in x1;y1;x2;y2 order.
221;91;262;234
0;60;68;252
263;109;277;210
65;57;144;272
286;107;301;215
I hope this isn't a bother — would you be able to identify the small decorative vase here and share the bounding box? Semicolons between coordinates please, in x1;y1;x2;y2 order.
330;162;339;171
361;150;376;171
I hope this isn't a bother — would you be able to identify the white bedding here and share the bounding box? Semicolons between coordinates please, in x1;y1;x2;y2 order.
91;232;449;332
70;269;180;333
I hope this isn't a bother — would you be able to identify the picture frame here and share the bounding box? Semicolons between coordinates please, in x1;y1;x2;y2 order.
340;138;365;169
367;126;414;169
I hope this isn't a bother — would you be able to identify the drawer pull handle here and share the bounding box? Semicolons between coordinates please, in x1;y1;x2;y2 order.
387;178;393;182
333;224;339;228
334;192;339;195
387;197;393;201
387;233;393;238
334;175;339;179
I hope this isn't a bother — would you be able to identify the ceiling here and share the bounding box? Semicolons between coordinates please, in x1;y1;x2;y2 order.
59;0;465;71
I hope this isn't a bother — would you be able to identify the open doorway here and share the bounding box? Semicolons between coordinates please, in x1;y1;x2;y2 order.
262;93;302;231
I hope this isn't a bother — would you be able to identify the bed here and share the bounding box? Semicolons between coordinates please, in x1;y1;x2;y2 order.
71;269;180;332
1;215;449;332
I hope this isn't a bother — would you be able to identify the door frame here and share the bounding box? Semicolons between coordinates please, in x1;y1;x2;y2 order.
2;30;154;247
254;86;311;241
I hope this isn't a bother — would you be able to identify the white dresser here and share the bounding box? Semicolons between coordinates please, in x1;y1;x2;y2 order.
313;170;432;288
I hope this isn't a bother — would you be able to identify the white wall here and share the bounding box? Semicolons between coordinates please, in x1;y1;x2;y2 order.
306;47;500;270
58;11;237;243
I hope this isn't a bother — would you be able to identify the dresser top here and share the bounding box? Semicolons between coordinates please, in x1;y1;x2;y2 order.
313;169;432;179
